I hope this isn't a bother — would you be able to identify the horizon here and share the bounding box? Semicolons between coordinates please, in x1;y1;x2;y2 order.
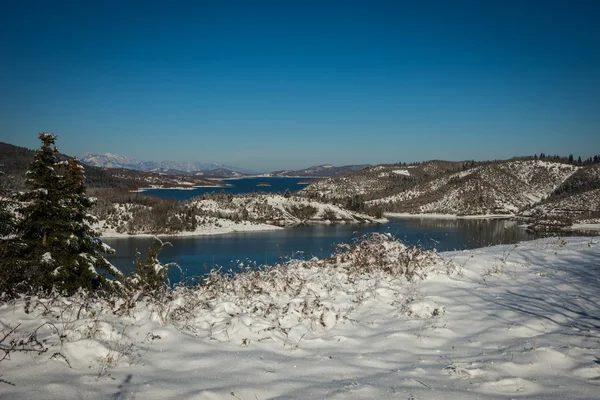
2;1;599;171
3;138;596;175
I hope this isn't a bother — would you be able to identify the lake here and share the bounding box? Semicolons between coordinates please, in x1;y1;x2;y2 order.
104;217;540;283
141;176;315;202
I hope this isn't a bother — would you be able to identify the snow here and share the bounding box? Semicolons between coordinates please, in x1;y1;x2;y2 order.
41;252;53;263
1;236;599;399
96;218;283;238
377;169;410;178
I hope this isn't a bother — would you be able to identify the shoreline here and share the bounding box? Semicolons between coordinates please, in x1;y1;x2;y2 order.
568;223;600;232
132;184;230;192
98;215;598;239
384;212;515;219
131;176;317;192
219;175;320;180
98;218;386;239
386;213;600;233
99;222;283;239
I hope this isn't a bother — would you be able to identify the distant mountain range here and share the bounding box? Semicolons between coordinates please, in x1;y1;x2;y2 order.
0;142;224;190
81;152;370;178
81;153;251;175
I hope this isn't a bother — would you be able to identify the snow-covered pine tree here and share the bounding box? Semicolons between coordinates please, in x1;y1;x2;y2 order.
17;133;71;290
57;157;122;293
0;165;14;238
17;134;119;294
0;164;25;296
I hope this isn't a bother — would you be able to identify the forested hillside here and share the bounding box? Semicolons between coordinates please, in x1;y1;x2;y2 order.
0;142;223;190
300;157;600;223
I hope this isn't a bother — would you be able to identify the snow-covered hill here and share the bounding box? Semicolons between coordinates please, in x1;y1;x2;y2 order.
190;194;385;227
303;159;590;216
99;167;224;189
519;165;600;228
94;194;385;237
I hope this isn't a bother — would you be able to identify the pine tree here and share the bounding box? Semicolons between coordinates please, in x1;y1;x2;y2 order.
0;166;14;238
57;157;121;293
17;133;71;289
17;134;119;294
0;165;25;296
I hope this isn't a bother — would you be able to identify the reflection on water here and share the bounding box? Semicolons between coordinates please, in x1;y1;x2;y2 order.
400;218;533;249
104;217;544;281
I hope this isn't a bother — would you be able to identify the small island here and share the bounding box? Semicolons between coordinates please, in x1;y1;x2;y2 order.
256;182;272;187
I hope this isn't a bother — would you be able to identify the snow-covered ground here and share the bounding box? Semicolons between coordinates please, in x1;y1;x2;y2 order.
95;218;283;238
1;236;599;399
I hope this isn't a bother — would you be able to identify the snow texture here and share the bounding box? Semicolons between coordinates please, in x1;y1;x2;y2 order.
1;236;599;399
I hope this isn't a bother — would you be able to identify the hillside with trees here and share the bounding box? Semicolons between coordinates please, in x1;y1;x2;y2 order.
300;156;600;227
0;141;224;190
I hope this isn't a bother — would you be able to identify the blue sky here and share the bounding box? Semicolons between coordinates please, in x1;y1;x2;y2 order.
1;0;598;172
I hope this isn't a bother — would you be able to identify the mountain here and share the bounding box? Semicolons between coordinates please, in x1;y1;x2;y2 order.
80;152;140;170
80;153;369;178
267;164;370;178
81;152;251;175
202;168;247;178
0;142;132;190
301;159;600;219
0;142;223;190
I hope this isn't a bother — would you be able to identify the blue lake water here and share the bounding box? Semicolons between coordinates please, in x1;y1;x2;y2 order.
104;217;539;283
141;177;315;202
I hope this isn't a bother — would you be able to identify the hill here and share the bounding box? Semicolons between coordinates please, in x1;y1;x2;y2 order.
521;164;600;227
301;159;600;220
0;142;223;190
267;164;370;178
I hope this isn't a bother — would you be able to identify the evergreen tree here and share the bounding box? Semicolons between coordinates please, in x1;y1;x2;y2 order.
17;134;119;294
0;165;25;295
17;133;70;289
57;157;121;293
0;166;14;238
